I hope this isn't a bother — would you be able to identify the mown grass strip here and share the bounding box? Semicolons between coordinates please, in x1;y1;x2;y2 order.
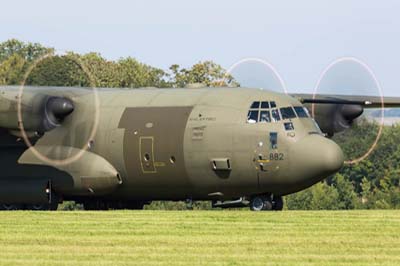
0;210;398;266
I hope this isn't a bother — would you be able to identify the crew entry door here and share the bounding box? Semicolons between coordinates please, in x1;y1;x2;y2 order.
257;131;286;187
255;132;276;173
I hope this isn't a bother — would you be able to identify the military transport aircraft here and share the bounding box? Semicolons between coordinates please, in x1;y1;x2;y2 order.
0;85;399;211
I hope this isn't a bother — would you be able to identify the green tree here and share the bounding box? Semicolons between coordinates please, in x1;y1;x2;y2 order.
26;55;90;87
0;54;26;85
0;39;53;85
117;57;169;88
285;188;313;210
169;61;238;87
0;39;52;63
309;182;340;210
332;174;358;209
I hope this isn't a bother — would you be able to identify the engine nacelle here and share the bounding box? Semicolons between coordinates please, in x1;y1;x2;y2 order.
0;91;74;135
307;103;364;137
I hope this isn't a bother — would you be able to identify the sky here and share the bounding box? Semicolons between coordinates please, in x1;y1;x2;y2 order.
1;0;399;95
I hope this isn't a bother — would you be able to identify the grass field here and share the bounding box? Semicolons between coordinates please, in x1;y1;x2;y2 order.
0;211;399;266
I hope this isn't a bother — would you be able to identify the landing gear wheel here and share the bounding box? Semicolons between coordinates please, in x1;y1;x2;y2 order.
273;196;283;211
250;196;273;211
49;192;61;211
83;200;108;210
0;204;24;211
25;192;60;211
125;202;144;210
26;204;50;211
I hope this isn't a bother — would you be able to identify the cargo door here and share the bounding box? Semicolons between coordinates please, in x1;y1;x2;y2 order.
139;136;156;173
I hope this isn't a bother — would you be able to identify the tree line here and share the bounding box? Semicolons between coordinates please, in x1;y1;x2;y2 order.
1;39;399;210
0;39;236;88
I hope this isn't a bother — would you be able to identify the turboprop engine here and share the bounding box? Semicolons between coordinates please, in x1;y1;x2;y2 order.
311;103;364;137
0;91;74;135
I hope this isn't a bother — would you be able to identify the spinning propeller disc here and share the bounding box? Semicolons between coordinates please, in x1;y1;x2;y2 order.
17;52;101;166
312;57;385;165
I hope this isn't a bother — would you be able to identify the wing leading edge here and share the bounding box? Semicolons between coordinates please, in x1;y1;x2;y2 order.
292;94;400;108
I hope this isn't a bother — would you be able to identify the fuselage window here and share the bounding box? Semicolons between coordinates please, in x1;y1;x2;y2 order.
260;110;271;123
280;107;297;120
247;110;259;123
294;106;309;118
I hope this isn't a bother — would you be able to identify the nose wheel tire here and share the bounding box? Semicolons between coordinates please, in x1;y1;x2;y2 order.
250;196;273;211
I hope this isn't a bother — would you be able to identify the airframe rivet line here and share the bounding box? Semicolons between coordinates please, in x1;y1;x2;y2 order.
17;51;101;166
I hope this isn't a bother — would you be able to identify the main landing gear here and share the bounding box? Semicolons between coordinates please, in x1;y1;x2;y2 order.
0;202;59;211
0;192;60;211
250;194;283;211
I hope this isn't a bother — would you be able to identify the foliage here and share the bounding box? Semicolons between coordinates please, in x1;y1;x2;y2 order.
169;61;239;87
26;55;90;87
0;39;52;85
58;201;84;211
0;39;234;88
0;39;52;63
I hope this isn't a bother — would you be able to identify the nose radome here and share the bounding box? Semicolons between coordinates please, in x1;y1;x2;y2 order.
319;138;344;173
289;134;344;186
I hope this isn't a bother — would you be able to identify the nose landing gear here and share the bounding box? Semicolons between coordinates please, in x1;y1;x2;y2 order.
250;194;283;211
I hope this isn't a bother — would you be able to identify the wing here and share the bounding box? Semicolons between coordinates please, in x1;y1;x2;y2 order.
291;93;400;108
0;85;91;136
290;93;400;136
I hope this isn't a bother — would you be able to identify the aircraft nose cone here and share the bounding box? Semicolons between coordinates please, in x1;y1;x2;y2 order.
289;134;344;187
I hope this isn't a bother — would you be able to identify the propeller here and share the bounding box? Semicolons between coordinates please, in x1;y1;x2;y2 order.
223;57;287;93
310;57;384;164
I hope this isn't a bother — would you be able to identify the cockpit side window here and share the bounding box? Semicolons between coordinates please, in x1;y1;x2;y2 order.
247;101;284;123
260;110;271;123
271;109;281;122
261;101;269;109
250;101;260;109
280;107;297;120
294;106;309;118
247;110;259;123
247;101;273;123
284;122;294;131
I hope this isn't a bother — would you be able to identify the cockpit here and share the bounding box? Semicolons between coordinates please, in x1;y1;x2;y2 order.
246;101;311;131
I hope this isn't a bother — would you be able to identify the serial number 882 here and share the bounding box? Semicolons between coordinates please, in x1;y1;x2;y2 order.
269;153;284;161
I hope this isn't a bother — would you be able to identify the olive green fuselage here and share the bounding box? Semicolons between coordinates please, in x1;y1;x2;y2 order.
90;88;339;200
0;86;344;203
